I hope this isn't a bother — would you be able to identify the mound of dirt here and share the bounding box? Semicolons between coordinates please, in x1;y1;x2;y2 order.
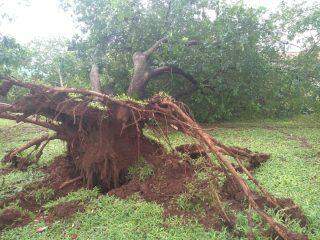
0;155;85;232
46;201;85;223
109;154;191;202
0;208;30;231
175;143;208;159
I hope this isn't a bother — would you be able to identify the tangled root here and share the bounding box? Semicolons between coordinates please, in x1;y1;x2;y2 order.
0;76;308;239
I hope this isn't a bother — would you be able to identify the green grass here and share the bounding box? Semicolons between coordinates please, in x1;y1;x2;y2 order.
0;120;65;202
128;157;154;181
212;117;320;239
44;188;100;212
0;116;320;239
1;195;231;240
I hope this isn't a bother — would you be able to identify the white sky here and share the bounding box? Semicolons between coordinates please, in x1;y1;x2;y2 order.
0;0;75;42
0;0;317;44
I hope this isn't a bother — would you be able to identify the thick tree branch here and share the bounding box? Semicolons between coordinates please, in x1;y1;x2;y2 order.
0;76;135;110
2;133;57;163
0;80;14;97
0;102;12;111
89;63;102;93
0;75;44;92
150;66;198;98
0;112;61;132
143;37;168;57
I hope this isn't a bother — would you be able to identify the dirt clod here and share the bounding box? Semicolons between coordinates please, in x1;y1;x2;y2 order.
46;201;84;223
0;208;30;230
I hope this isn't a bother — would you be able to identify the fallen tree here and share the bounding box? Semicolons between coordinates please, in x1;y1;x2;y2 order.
0;75;308;239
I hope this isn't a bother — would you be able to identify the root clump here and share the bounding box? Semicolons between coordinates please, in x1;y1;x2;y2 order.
0;76;309;239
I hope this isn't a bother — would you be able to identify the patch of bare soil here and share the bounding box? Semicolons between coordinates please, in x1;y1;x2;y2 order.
0;156;85;232
0;208;30;231
42;155;84;195
109;153;227;230
109;147;307;238
286;135;313;148
46;200;85;223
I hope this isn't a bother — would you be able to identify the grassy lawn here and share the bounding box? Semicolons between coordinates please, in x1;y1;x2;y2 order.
0;115;319;239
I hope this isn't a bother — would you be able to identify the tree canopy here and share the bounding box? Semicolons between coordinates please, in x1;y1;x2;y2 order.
1;0;319;121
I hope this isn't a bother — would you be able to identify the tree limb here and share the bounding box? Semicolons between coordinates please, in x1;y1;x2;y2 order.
89;63;102;93
0;76;138;110
143;37;168;57
2;133;57;163
33;135;57;163
0;80;14;97
150;66;198;98
0;102;13;111
0;112;61;132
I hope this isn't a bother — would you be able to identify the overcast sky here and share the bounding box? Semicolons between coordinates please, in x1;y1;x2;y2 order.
0;0;317;43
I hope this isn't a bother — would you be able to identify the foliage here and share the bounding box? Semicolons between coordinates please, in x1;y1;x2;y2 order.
0;35;29;76
1;0;320;121
26;38;89;88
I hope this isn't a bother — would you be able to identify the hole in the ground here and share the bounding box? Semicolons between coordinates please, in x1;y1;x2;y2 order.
96;168;130;194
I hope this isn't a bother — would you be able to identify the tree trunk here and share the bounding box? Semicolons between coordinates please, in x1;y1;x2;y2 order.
90;63;102;93
127;37;198;99
127;52;151;98
57;66;64;87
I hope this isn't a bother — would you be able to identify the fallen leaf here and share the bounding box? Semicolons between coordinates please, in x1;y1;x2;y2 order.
36;226;47;233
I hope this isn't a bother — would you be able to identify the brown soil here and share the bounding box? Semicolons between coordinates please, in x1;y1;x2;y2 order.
109;154;191;202
0;156;85;232
109;153;227;230
42;155;84;194
0;208;30;231
175;143;208;159
277;198;308;227
109;150;308;235
286;135;313;148
110;153;232;231
46;201;85;223
1;150;307;237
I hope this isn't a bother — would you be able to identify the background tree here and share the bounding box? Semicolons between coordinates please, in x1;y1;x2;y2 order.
27;38;88;88
2;0;319;121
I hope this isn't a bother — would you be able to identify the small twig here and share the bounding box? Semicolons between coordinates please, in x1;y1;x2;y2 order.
59;176;83;190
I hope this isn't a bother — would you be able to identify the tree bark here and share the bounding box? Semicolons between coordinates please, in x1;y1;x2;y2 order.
90;63;102;93
127;52;150;98
127;37;198;99
57;66;64;87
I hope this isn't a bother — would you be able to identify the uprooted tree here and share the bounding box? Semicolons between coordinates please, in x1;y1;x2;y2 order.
0;74;309;239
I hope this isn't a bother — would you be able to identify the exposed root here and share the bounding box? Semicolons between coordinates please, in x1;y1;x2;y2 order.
2;134;57;168
0;76;309;239
59;176;83;190
158;99;306;240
